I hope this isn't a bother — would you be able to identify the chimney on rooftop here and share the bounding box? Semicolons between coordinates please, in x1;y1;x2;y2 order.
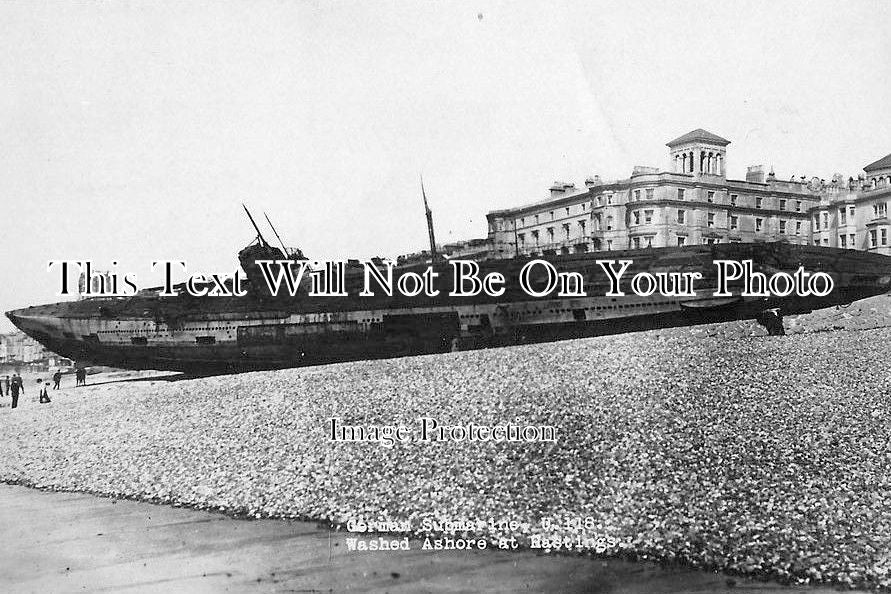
549;181;565;198
746;165;765;183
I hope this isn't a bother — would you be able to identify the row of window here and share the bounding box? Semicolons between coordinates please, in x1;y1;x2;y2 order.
631;188;656;201
631;236;654;249
633;235;729;249
510;188;824;235
518;234;789;252
623;188;806;211
521;229;891;252
518;204;589;228
808;229;891;249
627;208;804;235
813;203;889;232
517;219;588;246
815;206;855;230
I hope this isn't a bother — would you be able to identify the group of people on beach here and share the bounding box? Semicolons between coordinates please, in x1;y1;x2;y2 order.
0;373;27;408
1;367;88;409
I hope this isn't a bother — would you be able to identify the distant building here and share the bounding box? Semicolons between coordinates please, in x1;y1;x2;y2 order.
810;152;891;254
0;331;73;368
865;153;891;189
485;129;826;258
442;238;491;260
396;238;491;265
0;331;45;364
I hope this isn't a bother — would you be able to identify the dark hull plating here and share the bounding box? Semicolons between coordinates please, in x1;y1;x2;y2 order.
7;243;891;373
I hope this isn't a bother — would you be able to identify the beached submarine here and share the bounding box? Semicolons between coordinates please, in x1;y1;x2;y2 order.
7;209;891;373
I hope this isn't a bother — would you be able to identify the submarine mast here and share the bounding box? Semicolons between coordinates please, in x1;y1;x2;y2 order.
242;204;269;247
264;211;290;256
420;175;439;263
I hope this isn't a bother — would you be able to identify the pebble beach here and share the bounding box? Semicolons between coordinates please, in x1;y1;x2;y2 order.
3;302;891;590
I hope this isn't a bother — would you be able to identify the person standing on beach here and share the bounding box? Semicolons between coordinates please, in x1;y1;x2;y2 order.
10;373;23;408
52;370;62;390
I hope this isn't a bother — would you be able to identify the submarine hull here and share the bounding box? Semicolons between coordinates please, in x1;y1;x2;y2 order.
8;243;891;373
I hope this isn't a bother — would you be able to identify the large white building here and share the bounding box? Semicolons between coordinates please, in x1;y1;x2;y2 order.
483;130;890;260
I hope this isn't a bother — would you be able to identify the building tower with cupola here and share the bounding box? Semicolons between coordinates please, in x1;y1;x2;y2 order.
667;128;730;177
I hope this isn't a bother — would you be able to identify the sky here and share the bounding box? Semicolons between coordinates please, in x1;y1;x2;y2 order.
1;0;889;331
